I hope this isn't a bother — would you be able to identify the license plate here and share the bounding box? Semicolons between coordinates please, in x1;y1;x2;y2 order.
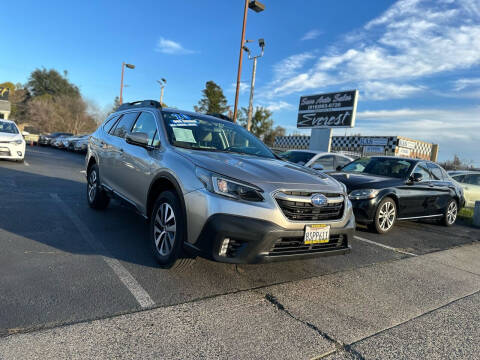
304;224;330;244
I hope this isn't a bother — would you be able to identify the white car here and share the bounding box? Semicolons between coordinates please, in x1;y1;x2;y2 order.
0;119;26;162
279;150;354;172
449;171;480;208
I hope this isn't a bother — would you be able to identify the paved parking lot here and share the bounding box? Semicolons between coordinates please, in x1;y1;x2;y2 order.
0;147;479;359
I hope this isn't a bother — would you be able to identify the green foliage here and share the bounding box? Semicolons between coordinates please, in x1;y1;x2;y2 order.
27;68;80;98
238;106;286;146
194;81;229;114
0;82;16;92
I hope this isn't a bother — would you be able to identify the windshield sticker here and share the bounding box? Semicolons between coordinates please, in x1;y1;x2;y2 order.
172;127;196;143
170;119;198;126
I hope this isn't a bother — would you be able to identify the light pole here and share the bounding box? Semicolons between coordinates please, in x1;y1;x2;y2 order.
243;38;265;131
157;78;167;105
233;0;265;123
119;62;135;104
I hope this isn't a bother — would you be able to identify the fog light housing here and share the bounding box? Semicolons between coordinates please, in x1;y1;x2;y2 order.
219;238;230;256
17;151;22;156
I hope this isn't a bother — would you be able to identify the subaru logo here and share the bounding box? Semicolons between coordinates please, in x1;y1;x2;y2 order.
311;193;328;207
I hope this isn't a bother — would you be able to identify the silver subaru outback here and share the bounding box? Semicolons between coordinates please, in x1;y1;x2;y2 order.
86;100;354;269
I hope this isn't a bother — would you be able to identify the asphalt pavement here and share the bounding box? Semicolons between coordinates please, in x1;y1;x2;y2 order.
0;146;479;359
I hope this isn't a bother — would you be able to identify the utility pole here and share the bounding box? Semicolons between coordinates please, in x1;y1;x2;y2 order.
244;38;265;131
119;62;135;104
233;0;265;123
157;78;167;105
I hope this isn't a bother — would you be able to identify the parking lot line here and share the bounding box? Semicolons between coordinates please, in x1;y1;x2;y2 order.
354;235;418;257
49;193;155;309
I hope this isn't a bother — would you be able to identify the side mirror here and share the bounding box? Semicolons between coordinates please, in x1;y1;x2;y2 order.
126;132;150;148
336;165;342;171
312;163;324;171
409;172;423;183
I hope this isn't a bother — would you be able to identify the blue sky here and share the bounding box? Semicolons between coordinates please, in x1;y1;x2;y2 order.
1;0;480;164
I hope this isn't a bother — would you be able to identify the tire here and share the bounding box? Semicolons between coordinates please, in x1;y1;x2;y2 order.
87;164;110;210
150;190;194;270
369;197;397;234
441;199;458;227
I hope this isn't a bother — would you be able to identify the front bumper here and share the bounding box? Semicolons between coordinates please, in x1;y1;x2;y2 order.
0;142;26;160
189;214;353;263
350;198;379;224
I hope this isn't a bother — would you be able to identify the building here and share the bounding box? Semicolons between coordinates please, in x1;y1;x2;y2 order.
0;100;11;120
274;135;439;161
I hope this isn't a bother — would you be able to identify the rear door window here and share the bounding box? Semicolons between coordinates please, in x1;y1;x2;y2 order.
335;155;352;168
313;155;335;170
466;174;480;185
104;114;121;133
112;112;139;138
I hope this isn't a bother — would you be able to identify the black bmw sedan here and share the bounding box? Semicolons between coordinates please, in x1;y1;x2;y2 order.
331;157;465;234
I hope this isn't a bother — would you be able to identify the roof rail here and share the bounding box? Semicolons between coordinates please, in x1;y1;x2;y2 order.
117;100;162;111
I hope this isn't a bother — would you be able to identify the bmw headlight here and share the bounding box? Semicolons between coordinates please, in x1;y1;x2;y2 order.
10;139;23;145
195;167;264;202
349;189;379;200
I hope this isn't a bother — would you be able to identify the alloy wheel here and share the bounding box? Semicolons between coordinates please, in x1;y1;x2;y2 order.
378;201;395;232
447;201;458;225
88;170;97;203
154;203;177;256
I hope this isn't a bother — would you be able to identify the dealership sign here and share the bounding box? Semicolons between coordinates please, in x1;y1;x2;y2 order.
297;90;358;128
0;87;10;101
398;139;416;149
359;137;388;146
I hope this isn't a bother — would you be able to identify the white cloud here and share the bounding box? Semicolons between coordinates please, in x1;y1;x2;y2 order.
273;52;315;81
263;101;294;112
453;78;480;91
155;37;195;55
229;82;249;94
264;0;480;99
362;81;425;100
301;29;322;41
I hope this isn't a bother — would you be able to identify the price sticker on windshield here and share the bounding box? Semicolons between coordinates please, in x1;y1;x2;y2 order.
304;224;330;244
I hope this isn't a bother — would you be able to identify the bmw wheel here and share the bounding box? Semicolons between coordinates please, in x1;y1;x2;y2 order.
87;164;110;210
150;190;194;269
442;199;458;227
369;197;396;234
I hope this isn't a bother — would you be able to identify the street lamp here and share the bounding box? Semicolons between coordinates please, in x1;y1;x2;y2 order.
157;78;167;105
233;0;265;123
119;62;135;104
243;38;265;131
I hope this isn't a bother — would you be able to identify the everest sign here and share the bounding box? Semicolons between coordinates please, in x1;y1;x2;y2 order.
297;90;358;128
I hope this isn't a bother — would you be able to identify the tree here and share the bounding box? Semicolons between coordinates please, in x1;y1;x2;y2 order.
26;68;80;98
0;82;30;121
27;95;97;134
107;96;121;115
238;106;286;146
194;81;229;114
263;125;286;147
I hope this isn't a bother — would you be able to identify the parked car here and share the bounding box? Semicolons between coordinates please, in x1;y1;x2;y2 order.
86;100;354;269
73;136;89;153
0;119;26;162
331;156;465;234
448;171;480;208
63;134;88;151
38;132;73;146
279;150;353;172
51;135;71;148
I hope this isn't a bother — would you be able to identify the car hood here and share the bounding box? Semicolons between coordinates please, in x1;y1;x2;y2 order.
175;148;343;191
331;172;404;191
0;133;22;142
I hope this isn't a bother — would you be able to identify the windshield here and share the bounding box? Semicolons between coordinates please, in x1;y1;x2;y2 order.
162;111;275;159
341;157;414;178
0;121;19;134
279;151;316;165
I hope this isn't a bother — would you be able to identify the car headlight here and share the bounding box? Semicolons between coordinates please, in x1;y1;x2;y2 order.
195;167;264;202
349;189;379;200
10;140;23;145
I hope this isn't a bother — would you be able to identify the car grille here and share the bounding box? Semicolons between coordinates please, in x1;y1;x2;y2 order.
268;235;347;256
275;191;344;221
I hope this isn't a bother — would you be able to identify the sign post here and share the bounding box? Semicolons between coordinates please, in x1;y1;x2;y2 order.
297;90;358;152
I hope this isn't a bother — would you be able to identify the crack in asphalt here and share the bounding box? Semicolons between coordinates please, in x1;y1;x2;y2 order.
263;293;366;360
